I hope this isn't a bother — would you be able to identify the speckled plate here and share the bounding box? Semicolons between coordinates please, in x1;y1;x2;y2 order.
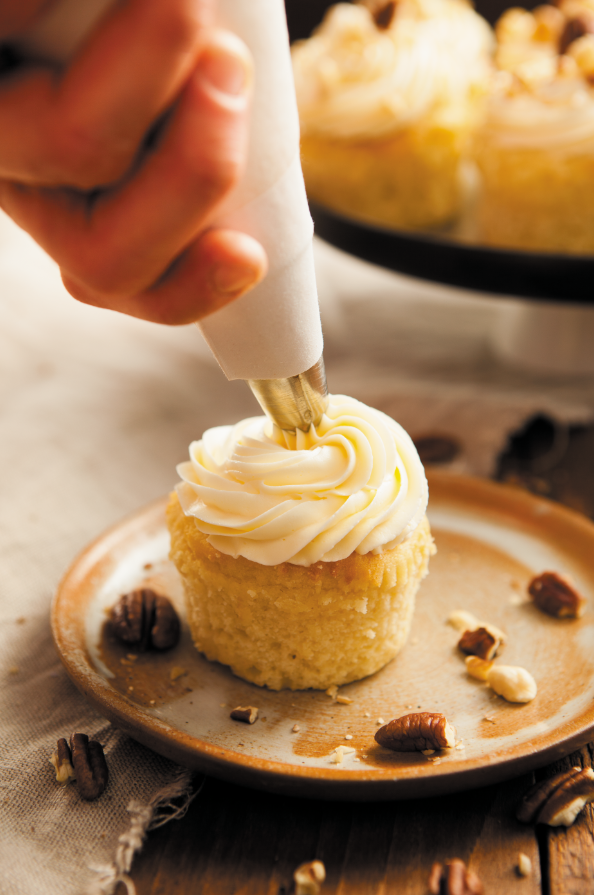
52;473;594;801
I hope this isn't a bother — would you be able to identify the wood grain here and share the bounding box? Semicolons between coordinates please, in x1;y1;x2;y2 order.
130;773;541;894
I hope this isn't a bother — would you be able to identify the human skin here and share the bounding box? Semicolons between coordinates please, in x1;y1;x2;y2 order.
0;0;268;325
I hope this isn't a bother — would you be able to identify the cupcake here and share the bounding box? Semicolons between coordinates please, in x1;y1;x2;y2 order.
168;395;433;691
474;2;594;252
291;0;494;230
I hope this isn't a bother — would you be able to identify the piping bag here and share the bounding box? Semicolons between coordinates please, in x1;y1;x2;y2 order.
16;0;328;431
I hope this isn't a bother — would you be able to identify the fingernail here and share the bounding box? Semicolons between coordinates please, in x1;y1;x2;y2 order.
198;32;252;96
212;261;259;297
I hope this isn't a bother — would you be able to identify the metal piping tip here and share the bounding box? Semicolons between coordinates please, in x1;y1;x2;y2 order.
248;356;329;432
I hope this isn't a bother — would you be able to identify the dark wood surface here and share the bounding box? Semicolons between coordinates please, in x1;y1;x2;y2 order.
129;422;594;894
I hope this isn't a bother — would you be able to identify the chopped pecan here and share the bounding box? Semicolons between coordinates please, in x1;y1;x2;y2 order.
465;656;494;681
486;665;537;703
50;737;76;785
373;0;397;28
517;767;594;827
230;706;259;724
458;627;500;661
528;571;586;619
559;12;594;53
293;860;326;895
111;588;180;651
428;859;484;895
69;733;109;801
375;712;456;752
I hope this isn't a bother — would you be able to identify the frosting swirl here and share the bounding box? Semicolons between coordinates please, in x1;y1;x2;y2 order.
292;0;494;140
176;395;428;566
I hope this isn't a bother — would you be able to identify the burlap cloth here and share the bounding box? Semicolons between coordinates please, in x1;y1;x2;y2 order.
1;211;593;894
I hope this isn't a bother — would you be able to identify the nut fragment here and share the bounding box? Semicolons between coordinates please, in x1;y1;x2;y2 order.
458;627;500;661
428;858;484;895
362;0;398;29
528;571;586;619
69;733;109;801
447;610;506;644
293;860;326;895
230;706;259;724
486;665;537;703
375;712;456;752
559;11;594;53
111;588;180;651
517;853;532;877
465;656;494;681
517;767;594;826
50;738;76;785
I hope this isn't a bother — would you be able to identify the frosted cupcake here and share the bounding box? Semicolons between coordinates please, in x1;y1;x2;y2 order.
292;0;494;230
474;2;594;252
168;395;433;691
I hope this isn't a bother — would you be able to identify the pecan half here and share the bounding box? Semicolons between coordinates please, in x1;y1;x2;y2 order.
230;706;259;724
111;588;180;650
559;12;594;54
69;733;109;801
428;859;484;895
528;571;586;619
375;712;456;752
50;737;76;785
458;627;500;661
517;767;594;827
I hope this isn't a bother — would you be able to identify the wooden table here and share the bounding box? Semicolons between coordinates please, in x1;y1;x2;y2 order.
129;422;594;894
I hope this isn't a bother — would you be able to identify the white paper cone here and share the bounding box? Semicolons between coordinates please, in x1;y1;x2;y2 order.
17;0;323;381
199;0;323;380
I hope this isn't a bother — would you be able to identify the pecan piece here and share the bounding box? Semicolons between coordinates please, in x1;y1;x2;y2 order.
428;859;484;895
559;12;594;53
375;712;456;752
465;656;494;681
111;588;180;651
458;627;500;661
528;571;586;619
517;767;594;826
230;705;259;724
50;737;76;785
373;1;397;29
69;733;109;801
486;665;537;703
293;860;326;895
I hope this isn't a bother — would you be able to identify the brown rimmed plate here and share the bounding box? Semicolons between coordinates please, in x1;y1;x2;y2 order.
52;473;594;801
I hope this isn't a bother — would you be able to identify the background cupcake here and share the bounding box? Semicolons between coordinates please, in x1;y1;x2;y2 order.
474;1;594;252
292;0;494;230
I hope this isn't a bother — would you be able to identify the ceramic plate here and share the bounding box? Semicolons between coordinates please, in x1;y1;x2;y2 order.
53;473;594;801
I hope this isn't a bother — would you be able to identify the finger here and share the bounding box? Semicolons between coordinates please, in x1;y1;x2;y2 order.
62;229;268;326
0;30;252;295
0;0;214;187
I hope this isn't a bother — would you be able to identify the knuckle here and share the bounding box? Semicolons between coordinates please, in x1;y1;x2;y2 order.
195;153;242;205
152;5;201;53
50;122;133;190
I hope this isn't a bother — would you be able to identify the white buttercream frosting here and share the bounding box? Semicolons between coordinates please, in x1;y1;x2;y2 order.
175;395;428;567
482;80;594;151
292;0;494;140
482;4;594;152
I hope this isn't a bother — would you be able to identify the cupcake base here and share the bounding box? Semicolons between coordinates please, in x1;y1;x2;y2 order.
300;126;464;230
475;143;594;253
167;493;434;691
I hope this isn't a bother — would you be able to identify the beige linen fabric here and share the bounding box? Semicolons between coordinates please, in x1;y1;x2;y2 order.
1;212;592;894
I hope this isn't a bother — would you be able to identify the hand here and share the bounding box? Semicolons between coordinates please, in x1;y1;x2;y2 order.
0;0;268;325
